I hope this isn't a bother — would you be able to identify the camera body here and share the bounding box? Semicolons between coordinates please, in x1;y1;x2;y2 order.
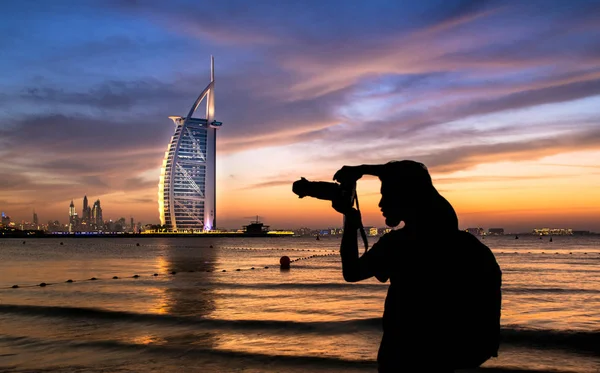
292;177;356;213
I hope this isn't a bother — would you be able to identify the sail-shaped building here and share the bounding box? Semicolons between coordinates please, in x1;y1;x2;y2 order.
158;57;222;232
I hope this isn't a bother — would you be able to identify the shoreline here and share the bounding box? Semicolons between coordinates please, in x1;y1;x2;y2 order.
0;232;295;239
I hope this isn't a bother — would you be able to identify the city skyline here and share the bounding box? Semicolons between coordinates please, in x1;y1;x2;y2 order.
1;1;599;232
0;198;596;234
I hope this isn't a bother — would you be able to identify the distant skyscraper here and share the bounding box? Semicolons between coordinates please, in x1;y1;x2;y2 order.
158;56;221;232
33;210;38;226
69;200;76;232
82;195;91;224
92;199;103;228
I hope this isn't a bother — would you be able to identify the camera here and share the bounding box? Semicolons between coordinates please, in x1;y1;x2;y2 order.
292;177;356;213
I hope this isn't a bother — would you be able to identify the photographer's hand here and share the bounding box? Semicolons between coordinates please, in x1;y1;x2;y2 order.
333;165;364;184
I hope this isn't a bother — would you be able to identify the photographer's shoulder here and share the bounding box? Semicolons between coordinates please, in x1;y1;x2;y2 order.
376;228;408;246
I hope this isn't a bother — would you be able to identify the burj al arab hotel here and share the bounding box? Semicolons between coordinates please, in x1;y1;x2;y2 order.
158;57;222;232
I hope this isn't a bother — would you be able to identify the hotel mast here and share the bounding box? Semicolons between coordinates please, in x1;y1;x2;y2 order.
158;56;221;232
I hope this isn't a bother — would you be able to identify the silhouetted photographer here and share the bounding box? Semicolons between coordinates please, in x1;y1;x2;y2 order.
293;160;501;373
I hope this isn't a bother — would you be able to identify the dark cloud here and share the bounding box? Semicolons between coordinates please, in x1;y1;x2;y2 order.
0;114;168;157
422;126;600;173
0;172;34;190
107;0;496;46
126;197;154;204
316;122;600;174
123;177;158;190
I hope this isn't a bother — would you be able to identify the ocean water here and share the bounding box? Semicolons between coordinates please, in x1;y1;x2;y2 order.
0;236;598;373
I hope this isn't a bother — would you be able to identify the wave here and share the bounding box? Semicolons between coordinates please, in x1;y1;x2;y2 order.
0;334;586;373
207;282;387;290
1;305;598;355
0;304;381;334
502;287;600;295
501;327;599;355
0;333;377;369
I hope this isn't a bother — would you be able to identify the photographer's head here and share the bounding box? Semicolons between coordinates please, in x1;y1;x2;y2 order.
376;160;436;227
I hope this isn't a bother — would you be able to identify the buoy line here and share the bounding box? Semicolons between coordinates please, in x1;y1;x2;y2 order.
2;251;340;290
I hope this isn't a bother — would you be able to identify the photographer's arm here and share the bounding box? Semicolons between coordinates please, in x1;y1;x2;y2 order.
356;164;386;177
340;209;373;282
333;164;386;183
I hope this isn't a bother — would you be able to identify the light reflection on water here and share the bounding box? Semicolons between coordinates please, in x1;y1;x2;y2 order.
0;236;598;372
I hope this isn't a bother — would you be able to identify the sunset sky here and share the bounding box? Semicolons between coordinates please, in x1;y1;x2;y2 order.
1;0;599;232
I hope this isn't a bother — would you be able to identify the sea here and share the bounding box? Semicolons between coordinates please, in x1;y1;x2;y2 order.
0;235;598;373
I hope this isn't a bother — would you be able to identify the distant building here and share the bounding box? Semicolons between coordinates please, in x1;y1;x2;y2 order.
92;199;103;229
488;228;504;235
1;212;10;227
68;200;77;232
82;195;92;226
380;227;393;235
33;211;39;227
47;220;63;232
92;199;104;229
466;227;484;236
294;227;312;236
532;228;573;236
159;57;220;232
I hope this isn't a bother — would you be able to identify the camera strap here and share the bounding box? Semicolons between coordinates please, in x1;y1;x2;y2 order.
353;194;369;253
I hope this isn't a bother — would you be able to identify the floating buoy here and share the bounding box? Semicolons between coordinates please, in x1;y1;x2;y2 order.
90;277;97;281
113;276;119;279
12;285;19;289
209;245;213;248
170;271;176;275
251;267;255;270
136;243;140;246
549;237;553;242
153;273;158;276
133;274;140;278
60;242;63;245
66;279;74;283
280;256;291;270
236;269;241;271
22;241;26;244
264;266;269;269
39;282;47;287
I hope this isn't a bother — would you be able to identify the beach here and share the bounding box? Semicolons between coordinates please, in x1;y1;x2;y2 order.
0;236;598;372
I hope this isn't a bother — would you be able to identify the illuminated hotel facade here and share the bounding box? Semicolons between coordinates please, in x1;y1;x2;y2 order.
158;57;221;232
